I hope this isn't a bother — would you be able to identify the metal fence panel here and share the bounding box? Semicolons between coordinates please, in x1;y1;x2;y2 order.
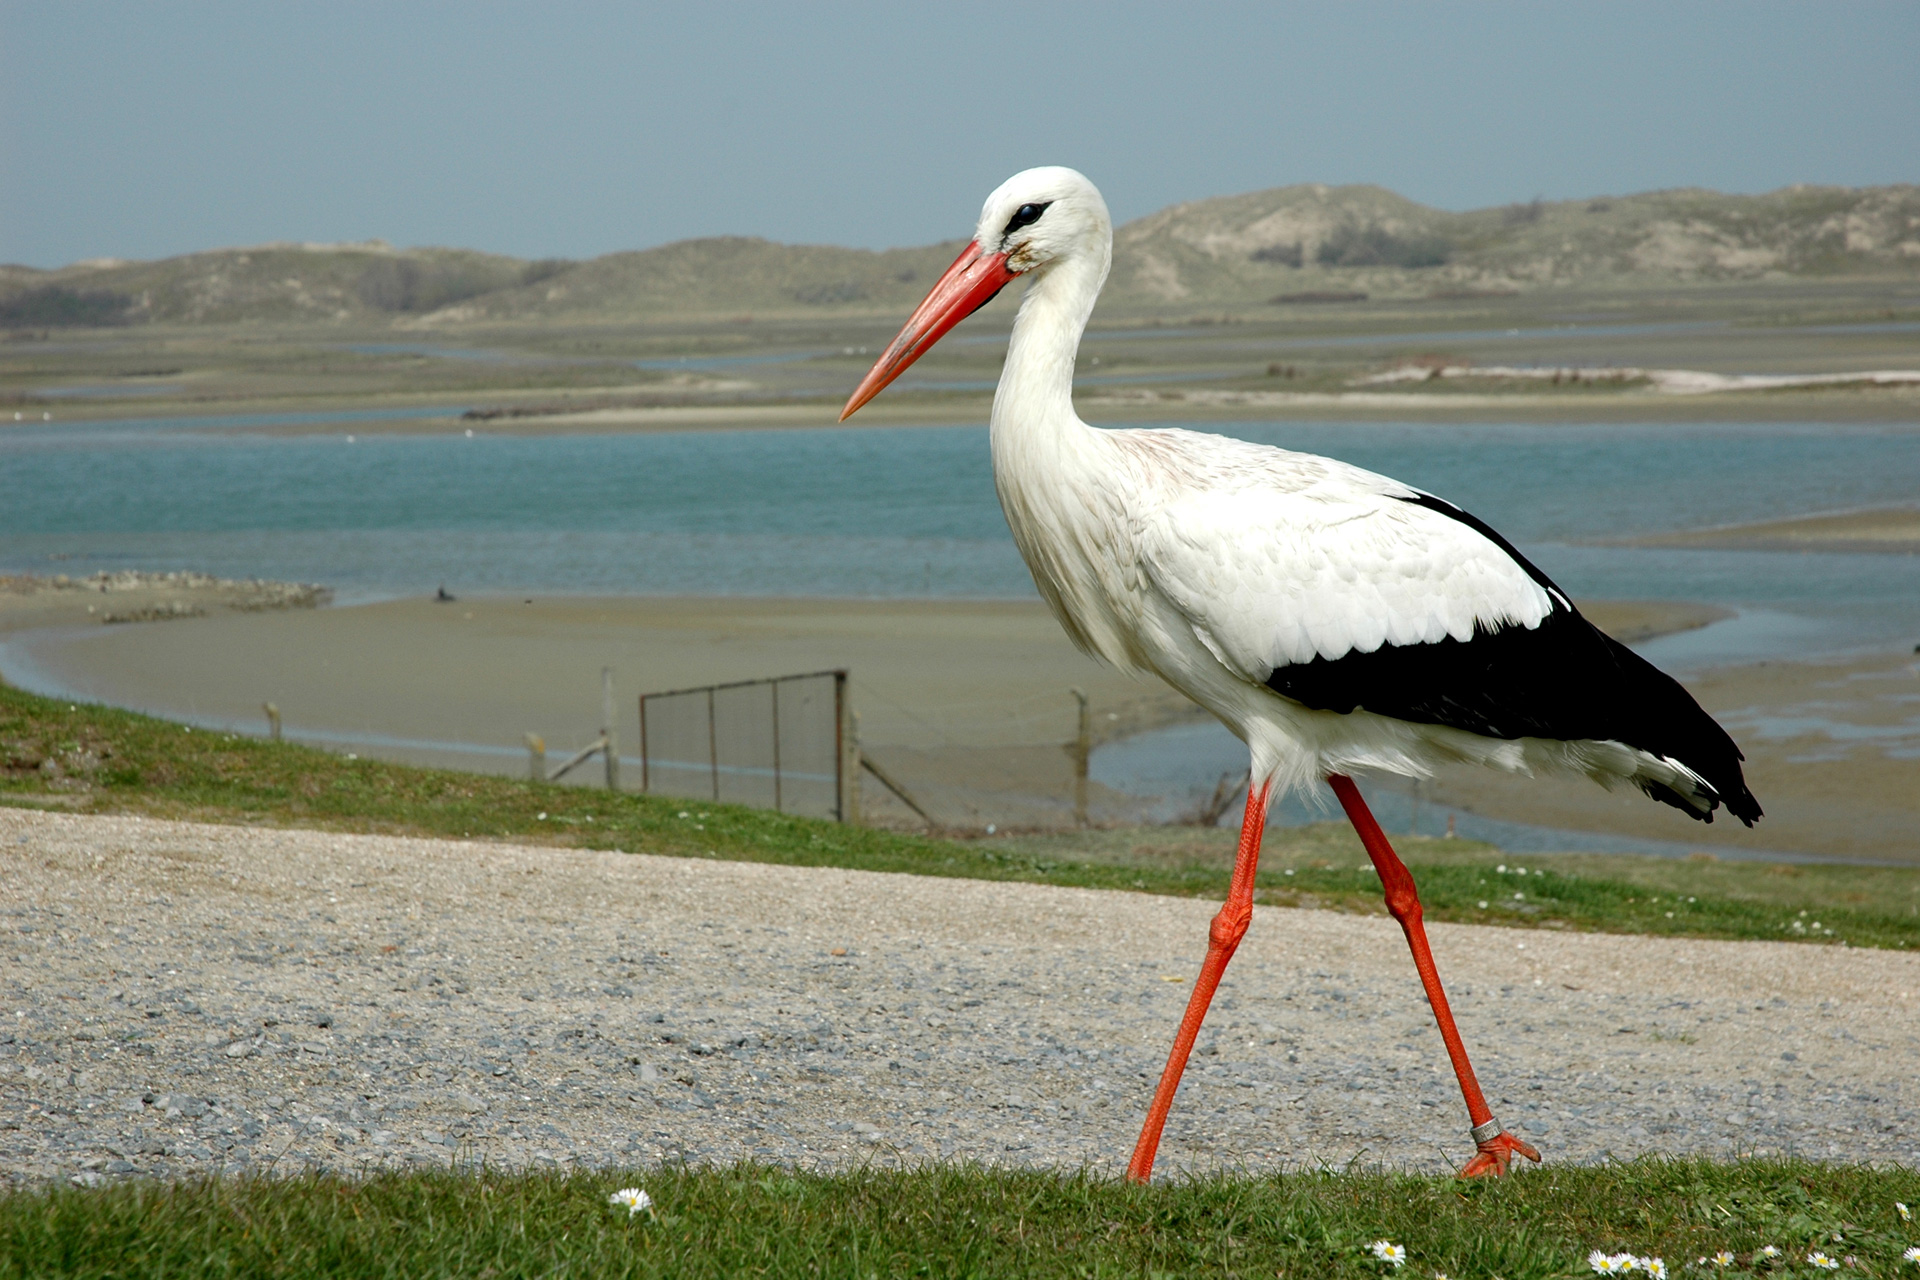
713;681;777;810
640;670;844;821
639;687;717;801
773;673;840;820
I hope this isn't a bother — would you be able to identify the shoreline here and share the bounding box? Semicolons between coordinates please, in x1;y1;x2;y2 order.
4;587;1913;863
9;384;1920;436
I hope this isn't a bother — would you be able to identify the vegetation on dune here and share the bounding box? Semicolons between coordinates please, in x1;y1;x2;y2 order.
4;680;1917;951
1;1159;1917;1278
1313;221;1453;269
0;285;137;328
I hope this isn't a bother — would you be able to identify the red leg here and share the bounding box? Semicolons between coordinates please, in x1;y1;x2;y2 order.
1127;780;1271;1183
1327;773;1540;1177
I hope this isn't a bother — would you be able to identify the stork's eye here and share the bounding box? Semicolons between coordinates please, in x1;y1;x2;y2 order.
1002;201;1052;235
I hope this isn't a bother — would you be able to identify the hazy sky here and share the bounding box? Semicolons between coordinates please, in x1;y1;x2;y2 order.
3;1;1915;268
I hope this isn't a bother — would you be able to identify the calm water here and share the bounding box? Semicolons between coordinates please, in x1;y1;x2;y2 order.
4;414;1919;661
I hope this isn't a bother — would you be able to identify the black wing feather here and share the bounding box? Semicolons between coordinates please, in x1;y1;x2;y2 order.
1263;494;1762;826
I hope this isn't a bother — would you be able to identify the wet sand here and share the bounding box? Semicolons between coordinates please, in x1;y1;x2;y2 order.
0;591;1182;828
1625;505;1920;554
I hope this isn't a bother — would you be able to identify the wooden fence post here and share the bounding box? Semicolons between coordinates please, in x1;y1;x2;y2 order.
836;672;859;825
601;667;620;791
263;702;281;743
1067;687;1091;828
525;733;545;781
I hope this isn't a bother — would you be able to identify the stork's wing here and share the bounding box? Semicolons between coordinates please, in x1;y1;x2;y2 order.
1131;440;1759;825
1136;459;1559;681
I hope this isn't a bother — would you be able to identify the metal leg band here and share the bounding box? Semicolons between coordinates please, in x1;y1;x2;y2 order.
1470;1119;1503;1145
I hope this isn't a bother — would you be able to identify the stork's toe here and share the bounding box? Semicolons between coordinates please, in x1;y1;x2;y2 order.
1458;1130;1541;1178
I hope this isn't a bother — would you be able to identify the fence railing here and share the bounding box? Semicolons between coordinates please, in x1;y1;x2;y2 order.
639;669;855;822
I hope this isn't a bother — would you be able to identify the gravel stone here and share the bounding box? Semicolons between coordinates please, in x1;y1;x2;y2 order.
2;807;1917;1186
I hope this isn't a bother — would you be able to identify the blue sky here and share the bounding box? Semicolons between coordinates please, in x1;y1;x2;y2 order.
3;1;1915;268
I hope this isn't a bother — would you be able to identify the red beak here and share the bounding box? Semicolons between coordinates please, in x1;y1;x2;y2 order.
839;240;1017;420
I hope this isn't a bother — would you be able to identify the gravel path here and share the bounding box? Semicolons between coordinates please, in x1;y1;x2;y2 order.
4;807;1916;1189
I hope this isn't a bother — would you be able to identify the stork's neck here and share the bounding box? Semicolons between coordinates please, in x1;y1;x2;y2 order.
991;238;1110;449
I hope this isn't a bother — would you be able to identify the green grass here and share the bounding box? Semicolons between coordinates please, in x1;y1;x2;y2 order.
984;826;1920;951
2;1160;1917;1278
4;680;1918;951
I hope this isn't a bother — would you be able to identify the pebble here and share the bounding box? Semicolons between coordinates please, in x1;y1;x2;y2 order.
2;807;1917;1187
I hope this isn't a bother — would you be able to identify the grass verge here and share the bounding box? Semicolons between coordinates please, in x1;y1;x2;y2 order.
3;1160;1918;1279
3;681;1917;950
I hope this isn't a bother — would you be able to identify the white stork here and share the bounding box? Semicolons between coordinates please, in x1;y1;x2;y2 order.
840;166;1760;1183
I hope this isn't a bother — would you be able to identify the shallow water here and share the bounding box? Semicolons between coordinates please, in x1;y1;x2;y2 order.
6;416;1918;648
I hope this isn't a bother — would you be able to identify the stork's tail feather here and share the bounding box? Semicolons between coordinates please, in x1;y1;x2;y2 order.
1638;774;1763;827
1600;630;1762;828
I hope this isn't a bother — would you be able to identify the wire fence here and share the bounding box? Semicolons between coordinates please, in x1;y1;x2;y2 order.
638;669;852;822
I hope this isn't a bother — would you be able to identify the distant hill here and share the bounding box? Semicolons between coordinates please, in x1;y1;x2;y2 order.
5;183;1917;329
1108;182;1920;306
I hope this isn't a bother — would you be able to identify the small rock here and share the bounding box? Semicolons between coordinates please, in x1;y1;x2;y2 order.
69;1170;107;1188
638;1063;661;1083
223;1042;251;1058
450;1091;486;1113
105;1160;135;1175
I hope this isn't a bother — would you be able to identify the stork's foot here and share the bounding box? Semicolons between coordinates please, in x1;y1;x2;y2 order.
1458;1130;1540;1178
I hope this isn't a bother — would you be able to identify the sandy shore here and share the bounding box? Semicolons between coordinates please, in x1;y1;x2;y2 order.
1626;505;1920;555
6;807;1917;1186
8;586;1911;859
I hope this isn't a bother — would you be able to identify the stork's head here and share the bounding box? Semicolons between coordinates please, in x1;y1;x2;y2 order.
971;165;1111;276
841;166;1109;420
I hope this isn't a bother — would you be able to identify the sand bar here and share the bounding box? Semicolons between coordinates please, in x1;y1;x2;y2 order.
1626;506;1920;554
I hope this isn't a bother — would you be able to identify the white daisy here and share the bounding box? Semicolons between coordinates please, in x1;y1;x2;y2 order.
1711;1252;1735;1268
1757;1245;1781;1261
1900;1201;1913;1222
1368;1240;1407;1267
1644;1260;1666;1279
1903;1245;1920;1264
1806;1252;1839;1271
608;1186;653;1218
